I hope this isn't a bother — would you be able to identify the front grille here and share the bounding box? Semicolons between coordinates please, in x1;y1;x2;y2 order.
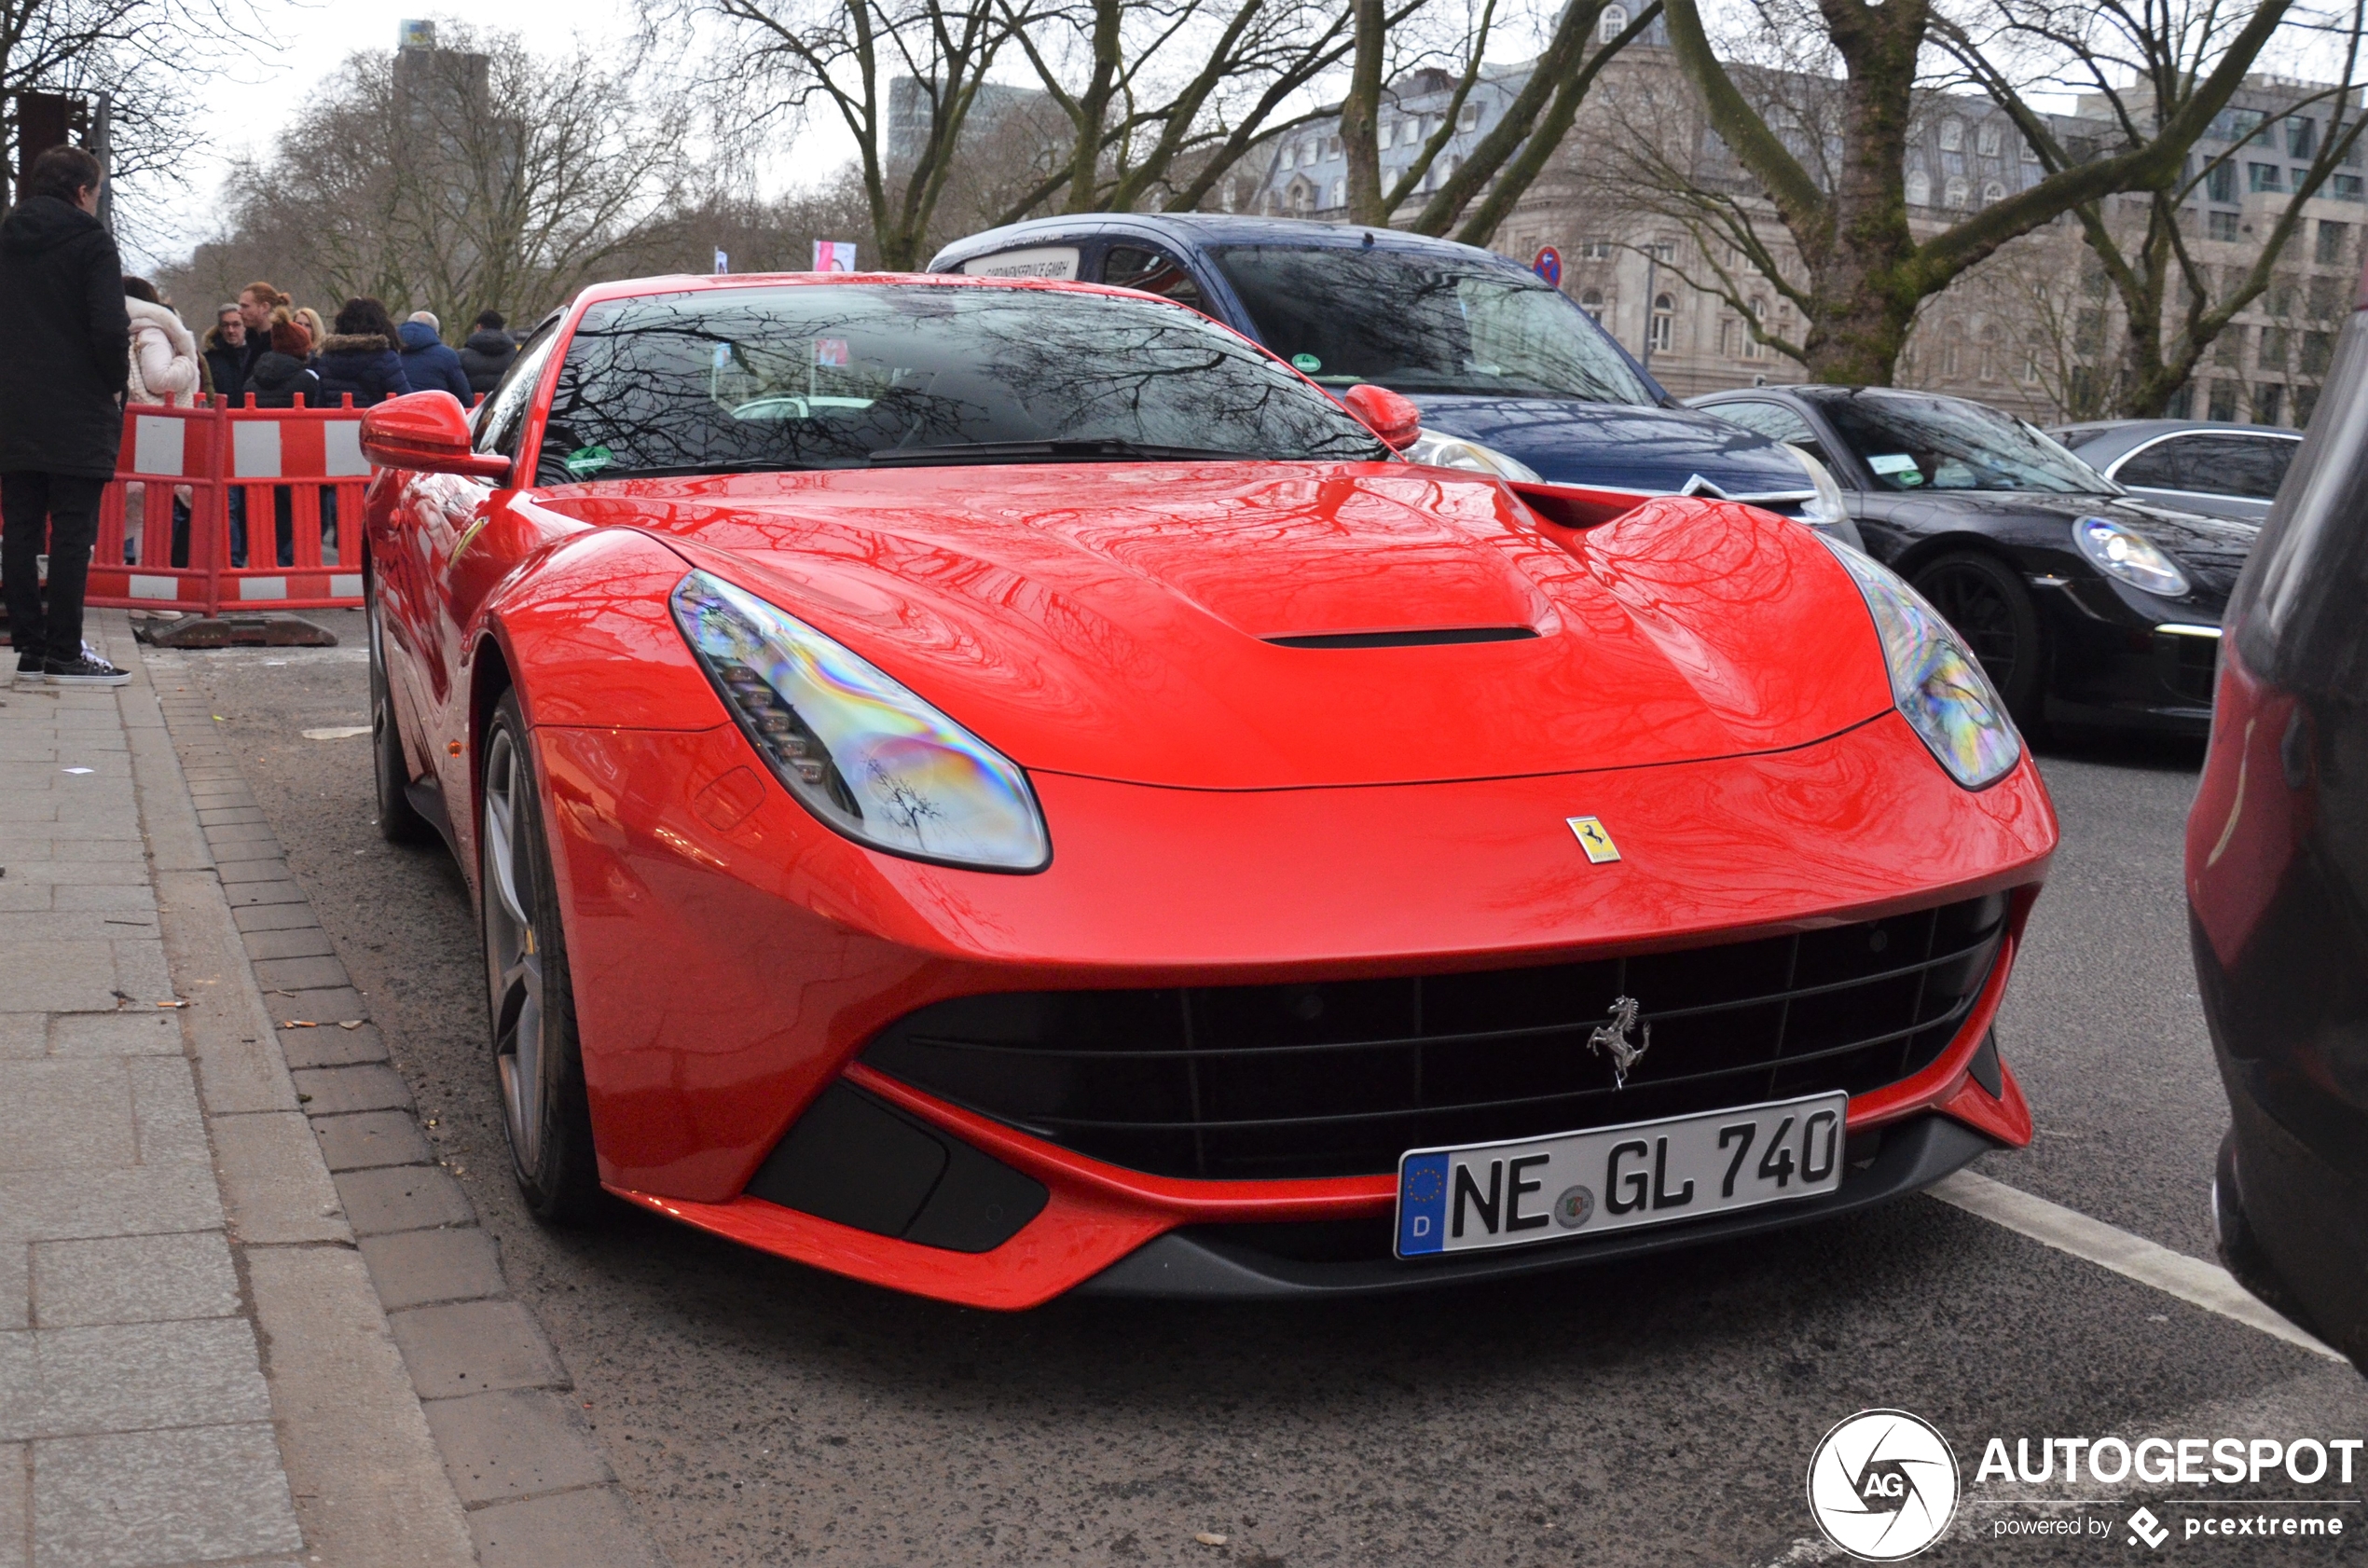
2157;630;2220;706
861;894;2010;1180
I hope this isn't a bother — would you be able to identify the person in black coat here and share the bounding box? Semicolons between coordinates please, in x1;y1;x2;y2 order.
459;309;519;394
0;145;132;685
312;296;414;407
201;306;247;403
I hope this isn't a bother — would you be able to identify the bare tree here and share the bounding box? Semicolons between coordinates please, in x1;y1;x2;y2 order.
1946;0;2368;417
4;0;262;239
1647;0;2292;382
166;29;685;330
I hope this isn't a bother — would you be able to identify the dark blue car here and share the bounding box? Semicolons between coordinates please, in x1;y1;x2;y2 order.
927;214;1858;542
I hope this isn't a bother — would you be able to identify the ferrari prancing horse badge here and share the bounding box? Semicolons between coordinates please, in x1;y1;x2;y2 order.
1566;816;1620;863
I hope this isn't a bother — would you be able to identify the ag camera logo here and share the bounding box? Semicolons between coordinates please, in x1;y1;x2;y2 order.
1808;1409;1960;1561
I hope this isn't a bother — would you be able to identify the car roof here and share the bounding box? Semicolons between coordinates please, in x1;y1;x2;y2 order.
929;213;1528;274
2049;419;2302;441
561;269;1186;311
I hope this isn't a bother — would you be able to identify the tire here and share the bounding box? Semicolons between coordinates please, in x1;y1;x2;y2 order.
367;582;434;846
1910;550;2046;732
480;690;605;1223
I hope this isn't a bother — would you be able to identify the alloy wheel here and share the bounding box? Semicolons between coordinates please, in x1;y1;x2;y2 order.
482;725;545;1176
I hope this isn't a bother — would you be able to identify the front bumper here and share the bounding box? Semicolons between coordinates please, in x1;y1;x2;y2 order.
537;710;2052;1308
2034;576;2222;734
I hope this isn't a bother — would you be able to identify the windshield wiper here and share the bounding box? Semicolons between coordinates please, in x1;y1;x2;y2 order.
585;461;834;478
866;438;1262;467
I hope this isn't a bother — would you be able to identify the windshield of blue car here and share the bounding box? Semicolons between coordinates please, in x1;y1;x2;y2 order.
535;283;1390;481
1206;245;1656;405
1817;392;2117;494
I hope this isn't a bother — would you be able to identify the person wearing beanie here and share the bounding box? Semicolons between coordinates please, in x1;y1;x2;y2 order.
246;318;320;409
460;308;519;393
397;309;473;401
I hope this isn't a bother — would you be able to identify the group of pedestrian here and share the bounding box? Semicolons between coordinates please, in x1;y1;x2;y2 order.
200;290;517;410
0;140;528;687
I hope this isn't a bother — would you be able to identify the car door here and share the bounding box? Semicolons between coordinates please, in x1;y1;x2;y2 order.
416;325;565;814
2111;432;2297;522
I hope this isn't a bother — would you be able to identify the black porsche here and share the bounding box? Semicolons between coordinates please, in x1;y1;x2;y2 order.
1689;385;2254;736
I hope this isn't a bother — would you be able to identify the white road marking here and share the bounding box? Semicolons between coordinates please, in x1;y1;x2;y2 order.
1929;1170;2345;1362
301;725;372;740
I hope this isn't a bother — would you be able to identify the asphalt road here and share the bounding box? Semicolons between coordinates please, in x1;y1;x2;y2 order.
157;612;2368;1567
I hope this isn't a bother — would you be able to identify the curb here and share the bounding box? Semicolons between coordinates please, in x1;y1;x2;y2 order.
136;626;665;1567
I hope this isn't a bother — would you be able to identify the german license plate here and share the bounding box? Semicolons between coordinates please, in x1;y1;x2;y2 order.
1394;1092;1847;1258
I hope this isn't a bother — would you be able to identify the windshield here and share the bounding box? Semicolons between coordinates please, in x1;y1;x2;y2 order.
1207;245;1656;405
537;283;1388;481
1818;392;2116;494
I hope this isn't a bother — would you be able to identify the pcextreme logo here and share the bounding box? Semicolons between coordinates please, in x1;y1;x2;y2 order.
1807;1409;1961;1561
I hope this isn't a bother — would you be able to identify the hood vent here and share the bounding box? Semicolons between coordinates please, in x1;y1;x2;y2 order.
1264;626;1537;650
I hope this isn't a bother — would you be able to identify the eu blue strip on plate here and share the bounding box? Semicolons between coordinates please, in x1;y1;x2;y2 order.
1398;1152;1449;1256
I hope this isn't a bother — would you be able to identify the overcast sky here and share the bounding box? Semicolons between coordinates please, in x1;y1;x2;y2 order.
131;0;646;268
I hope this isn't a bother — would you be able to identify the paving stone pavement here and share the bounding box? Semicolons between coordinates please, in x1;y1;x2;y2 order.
0;612;654;1567
142;631;665;1568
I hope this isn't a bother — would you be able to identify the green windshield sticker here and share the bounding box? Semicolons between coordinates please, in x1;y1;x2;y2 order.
1291;352;1321;373
563;445;613;479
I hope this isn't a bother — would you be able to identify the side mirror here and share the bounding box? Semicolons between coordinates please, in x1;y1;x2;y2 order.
1340;383;1422;451
361;391;515;481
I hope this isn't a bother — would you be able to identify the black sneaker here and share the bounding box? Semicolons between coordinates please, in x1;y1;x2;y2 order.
42;653;130;687
13;651;44;685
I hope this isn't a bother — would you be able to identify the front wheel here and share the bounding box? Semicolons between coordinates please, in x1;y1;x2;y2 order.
480;690;604;1222
1910;550;2046;732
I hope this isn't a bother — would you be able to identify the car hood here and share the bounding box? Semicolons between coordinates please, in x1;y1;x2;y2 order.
541;462;1894;790
1407;395;1815;497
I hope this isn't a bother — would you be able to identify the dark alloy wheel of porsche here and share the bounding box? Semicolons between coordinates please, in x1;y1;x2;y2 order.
1912;552;2044;728
479;691;604;1221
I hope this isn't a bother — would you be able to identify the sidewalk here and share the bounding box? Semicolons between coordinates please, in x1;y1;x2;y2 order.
1;612;474;1568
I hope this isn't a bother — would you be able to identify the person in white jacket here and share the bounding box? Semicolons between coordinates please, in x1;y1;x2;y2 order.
120;277;199;566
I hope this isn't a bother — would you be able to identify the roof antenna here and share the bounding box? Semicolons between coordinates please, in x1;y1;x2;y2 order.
1362;230;1376;246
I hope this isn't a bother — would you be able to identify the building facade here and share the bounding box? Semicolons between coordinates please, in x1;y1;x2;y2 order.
1226;41;2361;428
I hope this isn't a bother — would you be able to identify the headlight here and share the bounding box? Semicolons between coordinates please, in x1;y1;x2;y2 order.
1817;537;2021;790
2073;516;2190;598
1403;427;1543;482
669;571;1051;871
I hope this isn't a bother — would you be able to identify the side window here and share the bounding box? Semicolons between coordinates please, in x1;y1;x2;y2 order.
1708;399;1838;471
474;324;561;459
1102;246;1206;311
957;246;1081;281
1711;399;1819;447
2262;435;2303;495
2179;435;2286;499
2112;436;2190;489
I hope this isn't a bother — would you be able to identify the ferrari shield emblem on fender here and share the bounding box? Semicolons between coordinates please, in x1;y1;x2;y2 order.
1566;816;1620;863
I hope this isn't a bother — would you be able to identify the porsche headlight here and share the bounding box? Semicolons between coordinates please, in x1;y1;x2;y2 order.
2073;516;2190;598
669;571;1051;871
1817;538;2020;790
1403;428;1543;482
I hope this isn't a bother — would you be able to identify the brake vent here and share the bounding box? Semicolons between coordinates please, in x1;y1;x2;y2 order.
1264;626;1537;650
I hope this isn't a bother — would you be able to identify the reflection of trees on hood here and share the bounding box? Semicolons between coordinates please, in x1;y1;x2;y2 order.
540;287;1384;478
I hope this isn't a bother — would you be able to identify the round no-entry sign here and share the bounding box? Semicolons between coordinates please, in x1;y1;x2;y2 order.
1533;245;1563;286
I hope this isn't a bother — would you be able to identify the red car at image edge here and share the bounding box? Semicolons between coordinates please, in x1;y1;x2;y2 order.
359;271;2056;1308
